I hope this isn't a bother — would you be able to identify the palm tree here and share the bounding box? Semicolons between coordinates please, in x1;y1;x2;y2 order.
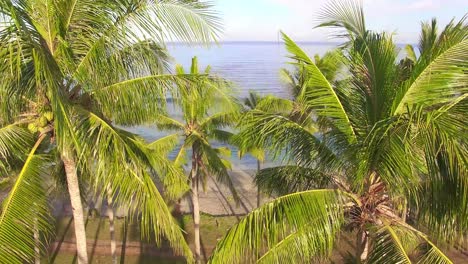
148;56;240;262
239;91;265;207
209;2;467;263
238;91;266;208
0;1;221;263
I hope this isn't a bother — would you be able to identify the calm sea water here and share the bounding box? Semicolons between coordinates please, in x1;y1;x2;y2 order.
127;42;337;169
167;41;336;98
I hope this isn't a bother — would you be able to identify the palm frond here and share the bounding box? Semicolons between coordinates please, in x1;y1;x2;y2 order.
282;32;357;143
153;114;186;131
187;131;240;203
0;135;52;263
133;0;222;43
208;189;349;264
255;95;294;114
405;45;417;62
393;18;468;114
91;74;199;126
209;129;233;144
0;125;33;174
317;0;366;38
257;216;340;263
414;111;468;243
255;165;330;196
200;112;238;130
417;236;453;264
148;133;181;155
367;225;412;264
236;110;338;169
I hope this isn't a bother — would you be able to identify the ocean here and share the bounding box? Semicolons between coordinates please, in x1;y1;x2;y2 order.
127;42;337;169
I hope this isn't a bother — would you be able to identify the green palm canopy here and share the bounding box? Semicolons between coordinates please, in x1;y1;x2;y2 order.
0;0;221;263
148;56;241;261
210;1;467;263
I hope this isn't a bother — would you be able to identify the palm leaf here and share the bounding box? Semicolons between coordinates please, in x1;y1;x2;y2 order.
317;0;366;38
417;236;453;264
405;45;417;62
0;125;33;174
148;133;181;154
282;32;357;143
208;189;349;264
367;225;412;264
255;95;294;114
90;74;199;126
255;165;330;196
257;216;340;263
393;19;468;114
0;135;52;263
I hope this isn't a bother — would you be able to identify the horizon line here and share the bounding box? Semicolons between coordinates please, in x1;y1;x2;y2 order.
166;40;416;46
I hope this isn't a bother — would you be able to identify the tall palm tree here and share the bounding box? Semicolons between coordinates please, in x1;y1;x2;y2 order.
209;2;467;263
0;0;221;263
239;91;266;208
148;56;240;262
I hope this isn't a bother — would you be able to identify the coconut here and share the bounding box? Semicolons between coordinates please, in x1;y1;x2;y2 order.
28;123;38;133
38;116;48;127
43;111;54;122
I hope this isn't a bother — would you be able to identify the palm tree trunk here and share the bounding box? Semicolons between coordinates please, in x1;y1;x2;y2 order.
62;149;88;264
402;198;408;223
107;188;117;264
34;219;40;264
357;230;369;262
191;150;201;263
256;159;261;208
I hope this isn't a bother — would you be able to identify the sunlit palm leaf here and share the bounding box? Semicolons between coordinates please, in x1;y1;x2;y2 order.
393;19;468;114
208;189;349;264
394;41;468;114
0;125;33;174
417;236;453;264
0;135;52;263
282;32;357;143
317;0;366;38
367;225;412;264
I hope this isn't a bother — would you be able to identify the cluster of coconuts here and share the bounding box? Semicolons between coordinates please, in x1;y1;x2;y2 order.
28;111;54;133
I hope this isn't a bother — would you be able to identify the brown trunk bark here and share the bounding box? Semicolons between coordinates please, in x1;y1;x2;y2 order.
357;230;369;262
62;149;89;264
402;198;408;223
34;219;40;264
191;149;201;263
107;188;117;264
256;159;261;208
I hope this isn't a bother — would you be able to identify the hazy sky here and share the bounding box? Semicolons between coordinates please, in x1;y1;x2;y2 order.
214;0;467;43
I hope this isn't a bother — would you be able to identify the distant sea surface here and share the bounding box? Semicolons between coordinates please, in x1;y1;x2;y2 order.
127;42;337;168
167;41;338;98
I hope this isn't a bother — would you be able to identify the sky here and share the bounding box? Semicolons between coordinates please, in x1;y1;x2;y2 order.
214;0;467;43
